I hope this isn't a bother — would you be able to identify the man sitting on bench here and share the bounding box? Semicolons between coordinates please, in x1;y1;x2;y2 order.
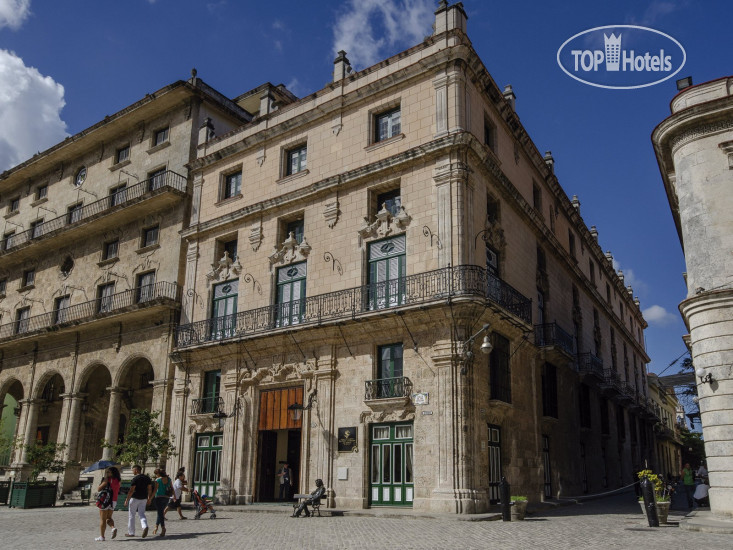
292;479;325;518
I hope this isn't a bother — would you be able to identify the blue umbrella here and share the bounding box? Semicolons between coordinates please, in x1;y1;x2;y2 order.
81;460;119;474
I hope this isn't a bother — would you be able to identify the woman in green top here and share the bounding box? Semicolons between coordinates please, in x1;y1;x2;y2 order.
153;469;172;536
681;463;695;508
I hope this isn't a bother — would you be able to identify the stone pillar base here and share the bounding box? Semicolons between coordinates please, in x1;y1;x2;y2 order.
59;463;83;495
415;488;488;514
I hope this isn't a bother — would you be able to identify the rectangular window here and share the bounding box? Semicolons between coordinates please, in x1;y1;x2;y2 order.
67;203;83;225
211;280;238;340
606;283;611;304
116;145;130;164
148;168;166;191
103;240;119;261
223;171;242;199
285;219;304;244
375;108;401;142
377;188;401;218
202;370;221;414
142;225;159;248
486;195;499;224
489;332;511;403
286;145;307;176
532;182;542;211
569;231;576;260
15;307;30;334
97;282;115;313
0;278;6;294
154;127;169;146
376;343;404;398
30;219;44;239
53;295;70;324
579;384;591;428
109;184;127;207
136;271;156;303
483;117;495;151
10;197;19;212
3;231;15;251
223;239;237;262
36;185;48;200
22;269;35;287
537;290;545;325
542;363;558;418
616;405;625;441
537;246;547;273
600;398;609;435
589;260;596;286
276;262;307;327
368;235;406;310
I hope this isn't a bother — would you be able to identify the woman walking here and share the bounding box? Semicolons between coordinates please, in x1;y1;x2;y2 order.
153;469;172;537
95;467;121;541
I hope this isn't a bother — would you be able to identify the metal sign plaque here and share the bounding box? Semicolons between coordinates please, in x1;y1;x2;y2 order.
338;427;358;453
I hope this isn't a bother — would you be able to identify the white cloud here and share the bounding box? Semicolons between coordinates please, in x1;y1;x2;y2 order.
286;77;301;97
332;0;434;69
0;0;31;29
642;305;678;326
611;258;646;295
0;49;68;172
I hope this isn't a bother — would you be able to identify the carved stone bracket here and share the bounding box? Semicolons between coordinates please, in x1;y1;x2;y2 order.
206;251;242;283
474;221;506;252
358;203;411;244
249;220;263;251
323;200;340;228
268;232;311;267
239;359;316;387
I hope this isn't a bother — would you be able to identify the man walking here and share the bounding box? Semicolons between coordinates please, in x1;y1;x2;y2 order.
124;464;153;538
681;463;695;508
277;462;293;501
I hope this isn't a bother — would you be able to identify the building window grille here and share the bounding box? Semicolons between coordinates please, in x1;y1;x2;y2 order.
489;332;511;403
541;363;558;418
375;108;401;142
286;145;307;175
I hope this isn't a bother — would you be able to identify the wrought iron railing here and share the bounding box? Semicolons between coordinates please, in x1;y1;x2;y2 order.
534;323;575;356
0;281;181;342
0;170;187;255
364;377;413;400
601;369;625;394
174;265;532;348
191;396;224;415
577;352;604;377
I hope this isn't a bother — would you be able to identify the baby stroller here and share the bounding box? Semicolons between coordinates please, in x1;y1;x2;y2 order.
191;489;216;519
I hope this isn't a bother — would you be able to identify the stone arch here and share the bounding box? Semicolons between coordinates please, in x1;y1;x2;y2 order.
115;356;155;440
113;353;157;388
75;363;112;463
31;369;67;400
0;379;25;466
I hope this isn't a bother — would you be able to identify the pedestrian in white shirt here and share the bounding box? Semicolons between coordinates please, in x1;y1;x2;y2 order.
164;471;188;520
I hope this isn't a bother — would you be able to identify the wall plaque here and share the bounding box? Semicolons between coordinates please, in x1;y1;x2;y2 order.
338;427;358;453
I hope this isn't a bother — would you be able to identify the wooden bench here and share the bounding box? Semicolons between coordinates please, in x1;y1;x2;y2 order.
293;494;322;517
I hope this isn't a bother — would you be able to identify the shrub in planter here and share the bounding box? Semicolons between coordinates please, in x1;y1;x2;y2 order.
510;496;528;521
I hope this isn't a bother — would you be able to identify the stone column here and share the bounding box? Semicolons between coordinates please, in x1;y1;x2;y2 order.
102;388;124;460
681;290;733;518
19;399;40;464
63;394;85;462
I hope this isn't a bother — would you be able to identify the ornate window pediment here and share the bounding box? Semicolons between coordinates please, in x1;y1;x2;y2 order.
358;202;411;244
269;231;311;267
206;251;242;283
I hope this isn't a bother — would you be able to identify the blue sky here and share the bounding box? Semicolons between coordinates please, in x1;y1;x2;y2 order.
0;0;729;381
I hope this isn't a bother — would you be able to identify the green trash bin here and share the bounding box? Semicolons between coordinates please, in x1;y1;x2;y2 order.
115;481;132;511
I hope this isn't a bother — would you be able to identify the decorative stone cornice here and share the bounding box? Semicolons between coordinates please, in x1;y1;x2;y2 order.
358;203;411;245
268;232;311;267
206;251;242;283
239;359;316;387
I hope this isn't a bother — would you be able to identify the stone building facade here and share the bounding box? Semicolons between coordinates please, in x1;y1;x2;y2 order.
653;76;733;518
169;3;654;513
0;76;249;493
646;374;683;480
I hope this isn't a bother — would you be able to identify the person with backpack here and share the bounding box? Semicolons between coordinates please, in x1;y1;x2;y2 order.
152;469;173;537
95;467;121;541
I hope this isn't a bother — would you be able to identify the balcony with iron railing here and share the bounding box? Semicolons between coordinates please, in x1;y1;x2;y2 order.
0;171;187;257
0;281;181;344
191;396;225;415
600;368;625;396
534;322;575;359
364;377;413;400
578;352;604;379
174;264;533;349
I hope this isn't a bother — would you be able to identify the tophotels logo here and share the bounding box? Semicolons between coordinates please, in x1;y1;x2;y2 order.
557;25;686;89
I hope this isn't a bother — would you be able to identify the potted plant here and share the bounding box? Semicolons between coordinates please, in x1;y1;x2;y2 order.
510;495;528;521
636;469;671;524
9;441;67;509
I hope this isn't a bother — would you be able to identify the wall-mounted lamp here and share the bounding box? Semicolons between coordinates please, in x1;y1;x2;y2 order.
212;398;241;429
287;389;317;423
696;367;714;385
460;323;492;375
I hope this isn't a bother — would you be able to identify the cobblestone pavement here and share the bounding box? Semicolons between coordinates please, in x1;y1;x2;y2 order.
1;493;731;549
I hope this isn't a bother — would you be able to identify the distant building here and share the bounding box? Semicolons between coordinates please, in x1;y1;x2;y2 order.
646;374;683;479
653;75;733;518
